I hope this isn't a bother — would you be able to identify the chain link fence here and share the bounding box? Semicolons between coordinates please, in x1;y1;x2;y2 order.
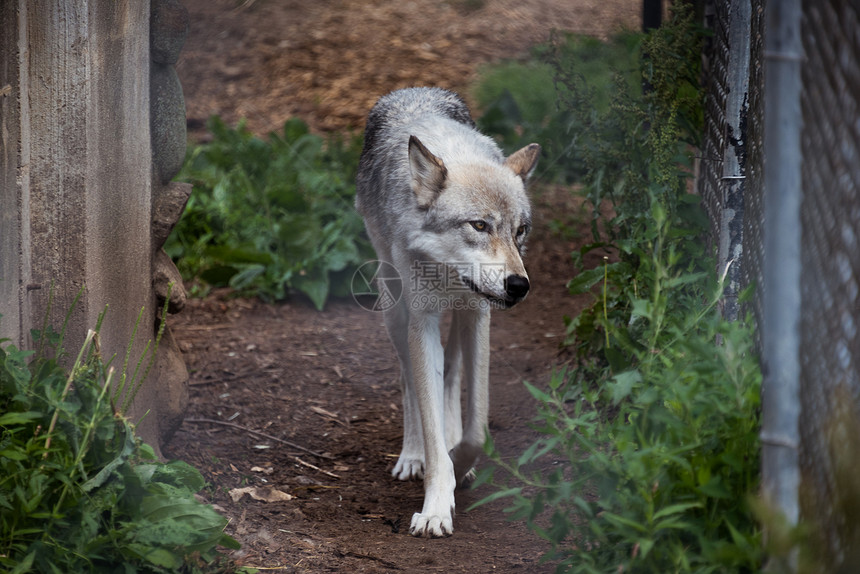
698;0;860;569
796;2;860;568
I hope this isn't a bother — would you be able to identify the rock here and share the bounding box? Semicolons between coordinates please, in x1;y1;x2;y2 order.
152;181;192;249
154;248;187;313
151;63;187;184
151;327;189;448
150;0;189;65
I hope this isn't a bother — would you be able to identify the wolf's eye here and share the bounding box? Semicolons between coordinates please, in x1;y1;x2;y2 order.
516;224;528;237
470;220;489;232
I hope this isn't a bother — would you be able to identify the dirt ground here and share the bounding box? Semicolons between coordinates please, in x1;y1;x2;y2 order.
164;1;640;571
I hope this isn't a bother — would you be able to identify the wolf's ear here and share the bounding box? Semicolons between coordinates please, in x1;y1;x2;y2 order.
409;135;447;207
505;143;541;181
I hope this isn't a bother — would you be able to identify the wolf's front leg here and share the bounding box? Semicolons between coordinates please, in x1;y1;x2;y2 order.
393;369;426;480
384;299;425;481
407;311;456;537
449;307;491;485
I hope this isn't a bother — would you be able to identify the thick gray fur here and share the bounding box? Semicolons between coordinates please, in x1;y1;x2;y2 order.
354;87;538;538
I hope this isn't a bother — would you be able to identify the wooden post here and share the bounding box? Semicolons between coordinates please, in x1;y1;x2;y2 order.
0;0;190;454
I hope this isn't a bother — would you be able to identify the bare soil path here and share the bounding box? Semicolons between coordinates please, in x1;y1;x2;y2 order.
164;1;639;571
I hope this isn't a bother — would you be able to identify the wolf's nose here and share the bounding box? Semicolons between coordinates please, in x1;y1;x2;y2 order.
505;275;530;300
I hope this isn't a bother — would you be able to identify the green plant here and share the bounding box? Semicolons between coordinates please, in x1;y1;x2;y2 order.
474;227;762;572
553;3;707;355
0;315;241;573
471;7;763;572
165;117;373;310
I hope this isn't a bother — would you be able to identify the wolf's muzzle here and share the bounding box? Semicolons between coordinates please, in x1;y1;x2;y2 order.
461;275;528;308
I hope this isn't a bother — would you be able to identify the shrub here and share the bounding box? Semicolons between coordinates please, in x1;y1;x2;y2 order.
475;244;762;572
473;7;763;572
165;117;373;310
0;313;241;573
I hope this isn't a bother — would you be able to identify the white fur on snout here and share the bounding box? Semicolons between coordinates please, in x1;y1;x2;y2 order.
454;260;529;305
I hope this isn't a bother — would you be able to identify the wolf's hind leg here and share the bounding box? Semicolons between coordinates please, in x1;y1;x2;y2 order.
449;307;491;486
443;310;464;452
446;310;478;487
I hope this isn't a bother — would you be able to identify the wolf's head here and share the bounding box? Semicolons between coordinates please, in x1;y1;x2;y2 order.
407;135;540;308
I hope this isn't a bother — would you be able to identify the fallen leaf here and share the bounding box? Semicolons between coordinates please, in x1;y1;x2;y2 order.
229;486;293;503
251;465;275;475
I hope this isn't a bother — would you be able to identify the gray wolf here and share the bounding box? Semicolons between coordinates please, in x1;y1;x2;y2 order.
356;87;540;537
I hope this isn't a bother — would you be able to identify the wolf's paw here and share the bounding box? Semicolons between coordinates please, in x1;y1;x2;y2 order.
410;479;456;537
457;468;477;489
392;456;424;481
449;442;482;485
410;511;454;538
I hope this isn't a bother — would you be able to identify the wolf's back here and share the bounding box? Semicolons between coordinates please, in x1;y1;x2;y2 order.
360;88;475;158
355;88;477;216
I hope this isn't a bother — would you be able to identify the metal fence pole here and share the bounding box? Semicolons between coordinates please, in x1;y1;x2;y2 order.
761;0;802;544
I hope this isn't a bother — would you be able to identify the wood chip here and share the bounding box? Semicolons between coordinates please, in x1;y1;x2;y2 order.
310;405;348;427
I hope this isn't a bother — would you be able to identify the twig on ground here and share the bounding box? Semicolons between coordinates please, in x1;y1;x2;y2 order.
184;417;333;460
336;550;403;570
292;456;340;480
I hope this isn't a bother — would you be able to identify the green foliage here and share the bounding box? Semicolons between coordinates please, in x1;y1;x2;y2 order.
472;7;763;572
165;117;373;310
475;256;762;573
473;32;641;183
0;321;241;573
